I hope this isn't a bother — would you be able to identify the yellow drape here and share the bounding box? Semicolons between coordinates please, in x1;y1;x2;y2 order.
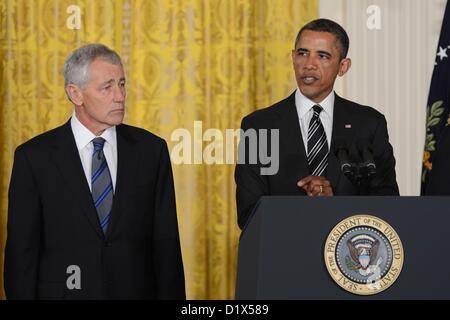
0;0;316;299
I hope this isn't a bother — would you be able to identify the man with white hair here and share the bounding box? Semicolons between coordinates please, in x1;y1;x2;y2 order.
4;43;185;299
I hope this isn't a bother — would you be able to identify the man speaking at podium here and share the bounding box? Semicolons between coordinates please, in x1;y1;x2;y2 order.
4;44;185;299
235;19;399;230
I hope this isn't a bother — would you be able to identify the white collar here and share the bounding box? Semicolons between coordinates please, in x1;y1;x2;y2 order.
295;89;335;119
70;111;117;151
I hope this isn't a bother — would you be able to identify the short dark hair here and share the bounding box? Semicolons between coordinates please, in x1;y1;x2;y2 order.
294;19;349;59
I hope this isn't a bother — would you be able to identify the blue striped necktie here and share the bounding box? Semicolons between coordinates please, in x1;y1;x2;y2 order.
307;105;329;176
91;137;113;234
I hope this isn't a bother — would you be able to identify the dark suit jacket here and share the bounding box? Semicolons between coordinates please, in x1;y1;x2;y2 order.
235;92;399;229
425;126;450;195
4;120;185;299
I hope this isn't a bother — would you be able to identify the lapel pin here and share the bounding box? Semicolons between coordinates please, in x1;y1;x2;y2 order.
345;124;352;129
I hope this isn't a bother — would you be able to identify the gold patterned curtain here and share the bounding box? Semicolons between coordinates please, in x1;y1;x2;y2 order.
0;0;317;299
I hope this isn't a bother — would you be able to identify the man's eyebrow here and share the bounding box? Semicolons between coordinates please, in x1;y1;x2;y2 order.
99;78;126;87
317;50;332;57
295;48;332;57
100;79;115;86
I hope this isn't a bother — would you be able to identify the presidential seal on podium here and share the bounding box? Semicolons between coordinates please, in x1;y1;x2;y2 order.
324;215;404;295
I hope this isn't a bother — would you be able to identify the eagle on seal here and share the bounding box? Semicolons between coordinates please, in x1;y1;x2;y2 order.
347;234;379;270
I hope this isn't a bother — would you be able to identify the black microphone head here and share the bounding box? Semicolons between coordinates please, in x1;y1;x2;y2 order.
333;139;353;176
357;139;376;176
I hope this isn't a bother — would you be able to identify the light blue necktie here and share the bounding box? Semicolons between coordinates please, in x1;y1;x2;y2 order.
91;137;113;234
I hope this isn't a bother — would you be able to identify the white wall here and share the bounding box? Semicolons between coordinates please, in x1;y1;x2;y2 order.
319;0;447;195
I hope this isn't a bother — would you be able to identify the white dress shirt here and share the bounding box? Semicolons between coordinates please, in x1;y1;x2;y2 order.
295;88;335;153
70;112;118;192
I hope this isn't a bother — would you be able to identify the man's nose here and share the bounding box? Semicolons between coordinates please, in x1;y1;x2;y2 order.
304;55;317;70
113;85;125;102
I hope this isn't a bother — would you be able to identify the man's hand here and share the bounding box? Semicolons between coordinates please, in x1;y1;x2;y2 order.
297;176;334;196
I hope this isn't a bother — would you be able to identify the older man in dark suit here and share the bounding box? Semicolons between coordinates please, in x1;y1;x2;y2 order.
4;44;185;299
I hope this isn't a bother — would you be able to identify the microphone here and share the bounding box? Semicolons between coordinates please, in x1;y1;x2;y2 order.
334;140;352;176
357;140;376;176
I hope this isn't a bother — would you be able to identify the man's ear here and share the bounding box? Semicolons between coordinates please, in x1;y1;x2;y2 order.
338;58;352;77
66;84;83;106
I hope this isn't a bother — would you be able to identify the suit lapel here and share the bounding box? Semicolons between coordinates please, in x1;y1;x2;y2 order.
328;94;355;190
51;121;105;239
105;125;138;239
278;92;310;180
